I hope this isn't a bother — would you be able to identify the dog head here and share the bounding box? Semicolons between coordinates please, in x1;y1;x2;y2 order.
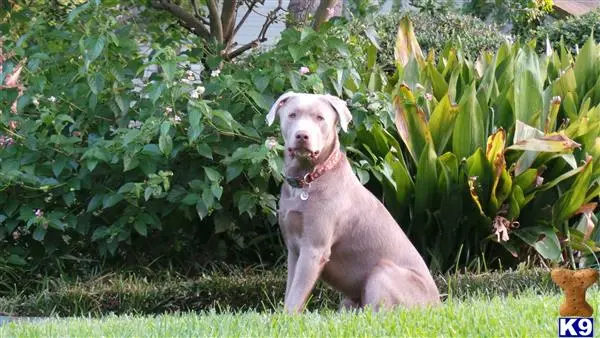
266;92;352;162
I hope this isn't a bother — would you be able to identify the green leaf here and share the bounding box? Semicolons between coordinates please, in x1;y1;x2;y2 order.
414;143;438;218
553;157;593;224
181;193;200;205
252;74;270;92
52;156;67;177
87;194;103;212
514;46;543;128
118;183;136;194
429;95;459;155
196;200;209;220
226;163;244;183
159;134;173;156
7;254;27;266
32;226;47;242
67;2;90;23
188;104;205;143
144;187;154;202
146;82;166;105
196;143;212;159
211;183;223;200
103;193;124;209
84;36;106;63
204;167;222;182
513;226;562;261
87;72;105;95
452;82;484;160
161;61;177;82
134;220;148;237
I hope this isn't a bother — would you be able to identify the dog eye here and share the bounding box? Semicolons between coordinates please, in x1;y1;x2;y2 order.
317;115;324;121
288;113;296;118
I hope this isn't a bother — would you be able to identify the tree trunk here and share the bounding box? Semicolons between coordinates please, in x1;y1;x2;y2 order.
287;0;343;28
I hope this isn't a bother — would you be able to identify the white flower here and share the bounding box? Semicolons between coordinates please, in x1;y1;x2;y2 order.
170;115;182;124
165;107;173;115
424;93;433;101
415;83;425;90
211;69;221;77
265;137;278;150
299;66;310;75
190;86;205;99
48;96;57;103
128;120;143;129
32;98;40;107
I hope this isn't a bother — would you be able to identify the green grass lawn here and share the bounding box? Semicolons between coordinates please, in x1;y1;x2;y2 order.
1;288;599;337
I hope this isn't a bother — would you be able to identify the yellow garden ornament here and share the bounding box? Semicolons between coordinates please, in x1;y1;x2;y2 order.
551;268;599;317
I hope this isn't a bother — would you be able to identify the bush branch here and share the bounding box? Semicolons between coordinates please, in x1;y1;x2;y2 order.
221;0;238;42
206;0;224;43
152;0;211;39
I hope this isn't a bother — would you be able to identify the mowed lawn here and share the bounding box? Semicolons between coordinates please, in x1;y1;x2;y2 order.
1;289;598;337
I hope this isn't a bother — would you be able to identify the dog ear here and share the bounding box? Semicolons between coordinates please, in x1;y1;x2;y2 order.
322;94;352;132
266;91;296;126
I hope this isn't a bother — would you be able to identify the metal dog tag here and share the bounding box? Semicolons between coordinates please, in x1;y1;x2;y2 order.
300;191;309;200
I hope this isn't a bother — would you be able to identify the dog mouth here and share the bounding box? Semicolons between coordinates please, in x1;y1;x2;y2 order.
288;147;320;160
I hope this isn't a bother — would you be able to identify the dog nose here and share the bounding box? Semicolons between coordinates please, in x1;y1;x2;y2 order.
295;131;309;142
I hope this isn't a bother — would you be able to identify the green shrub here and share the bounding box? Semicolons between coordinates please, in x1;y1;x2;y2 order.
533;9;600;52
0;268;558;316
349;11;508;70
0;2;390;270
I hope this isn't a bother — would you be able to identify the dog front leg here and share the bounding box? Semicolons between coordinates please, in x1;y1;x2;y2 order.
285;250;298;302
284;247;328;314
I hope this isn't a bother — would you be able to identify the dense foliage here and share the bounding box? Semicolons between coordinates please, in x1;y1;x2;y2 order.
532;9;600;53
350;11;508;71
1;2;599;276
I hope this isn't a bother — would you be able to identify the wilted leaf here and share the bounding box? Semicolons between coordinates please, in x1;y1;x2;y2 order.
393;84;433;163
394;16;424;67
508;132;580;153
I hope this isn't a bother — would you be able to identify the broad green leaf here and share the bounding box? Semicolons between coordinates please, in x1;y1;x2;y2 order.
161;61;177;82
102;193;123;209
426;63;448;101
414;142;438;219
514;46;543;128
429;95;459;155
159;134;173;156
134;221;148;237
67;2;90;23
452;82;484;159
84;36;105;63
392;84;433;163
513;226;562;261
7;254;27;266
32;226;47;242
204;167;222;182
466;148;491;215
87;73;105;95
383;152;414;208
196;200;209;220
574;34;599;99
553;157;593;224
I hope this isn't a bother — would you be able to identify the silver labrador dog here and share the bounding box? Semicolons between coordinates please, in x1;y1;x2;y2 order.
266;91;440;313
